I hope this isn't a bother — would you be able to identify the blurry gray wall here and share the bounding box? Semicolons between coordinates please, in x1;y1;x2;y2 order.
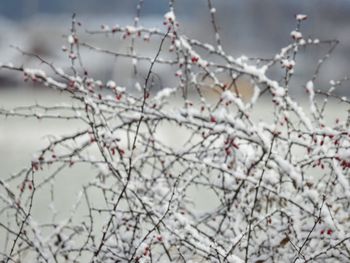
1;0;350;95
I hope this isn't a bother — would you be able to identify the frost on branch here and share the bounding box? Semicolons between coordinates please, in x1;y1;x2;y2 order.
1;6;350;263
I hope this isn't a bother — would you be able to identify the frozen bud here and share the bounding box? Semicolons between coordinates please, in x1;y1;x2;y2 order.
290;30;302;40
95;80;103;88
175;70;182;77
296;14;308;21
67;35;75;44
69;52;77;60
281;59;295;70
306;80;314;91
107;80;117;89
164;10;175;23
191;56;199;63
299;39;306;45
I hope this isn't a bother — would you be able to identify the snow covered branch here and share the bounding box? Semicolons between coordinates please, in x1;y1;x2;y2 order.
1;3;350;263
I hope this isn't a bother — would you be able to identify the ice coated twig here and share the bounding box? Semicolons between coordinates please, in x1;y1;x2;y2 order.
1;3;350;263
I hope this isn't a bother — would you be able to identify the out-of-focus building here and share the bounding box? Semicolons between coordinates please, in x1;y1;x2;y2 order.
1;0;350;95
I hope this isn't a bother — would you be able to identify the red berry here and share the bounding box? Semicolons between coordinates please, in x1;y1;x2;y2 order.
191;56;199;63
118;148;125;156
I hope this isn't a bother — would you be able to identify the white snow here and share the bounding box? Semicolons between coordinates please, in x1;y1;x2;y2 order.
154;87;176;101
296;14;308;21
290;30;303;40
67;35;75;44
164;10;176;22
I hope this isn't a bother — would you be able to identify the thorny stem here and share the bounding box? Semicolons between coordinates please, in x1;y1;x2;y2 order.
91;30;169;262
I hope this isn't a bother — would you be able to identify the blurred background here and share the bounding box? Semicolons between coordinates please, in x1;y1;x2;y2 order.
0;0;350;87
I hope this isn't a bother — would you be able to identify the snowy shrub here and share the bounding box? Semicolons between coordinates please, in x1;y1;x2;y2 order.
1;2;350;262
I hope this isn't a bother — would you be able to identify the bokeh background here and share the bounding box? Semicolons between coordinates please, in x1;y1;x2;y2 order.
1;0;350;87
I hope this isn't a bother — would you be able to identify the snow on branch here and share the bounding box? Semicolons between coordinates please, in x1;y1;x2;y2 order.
0;4;350;263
